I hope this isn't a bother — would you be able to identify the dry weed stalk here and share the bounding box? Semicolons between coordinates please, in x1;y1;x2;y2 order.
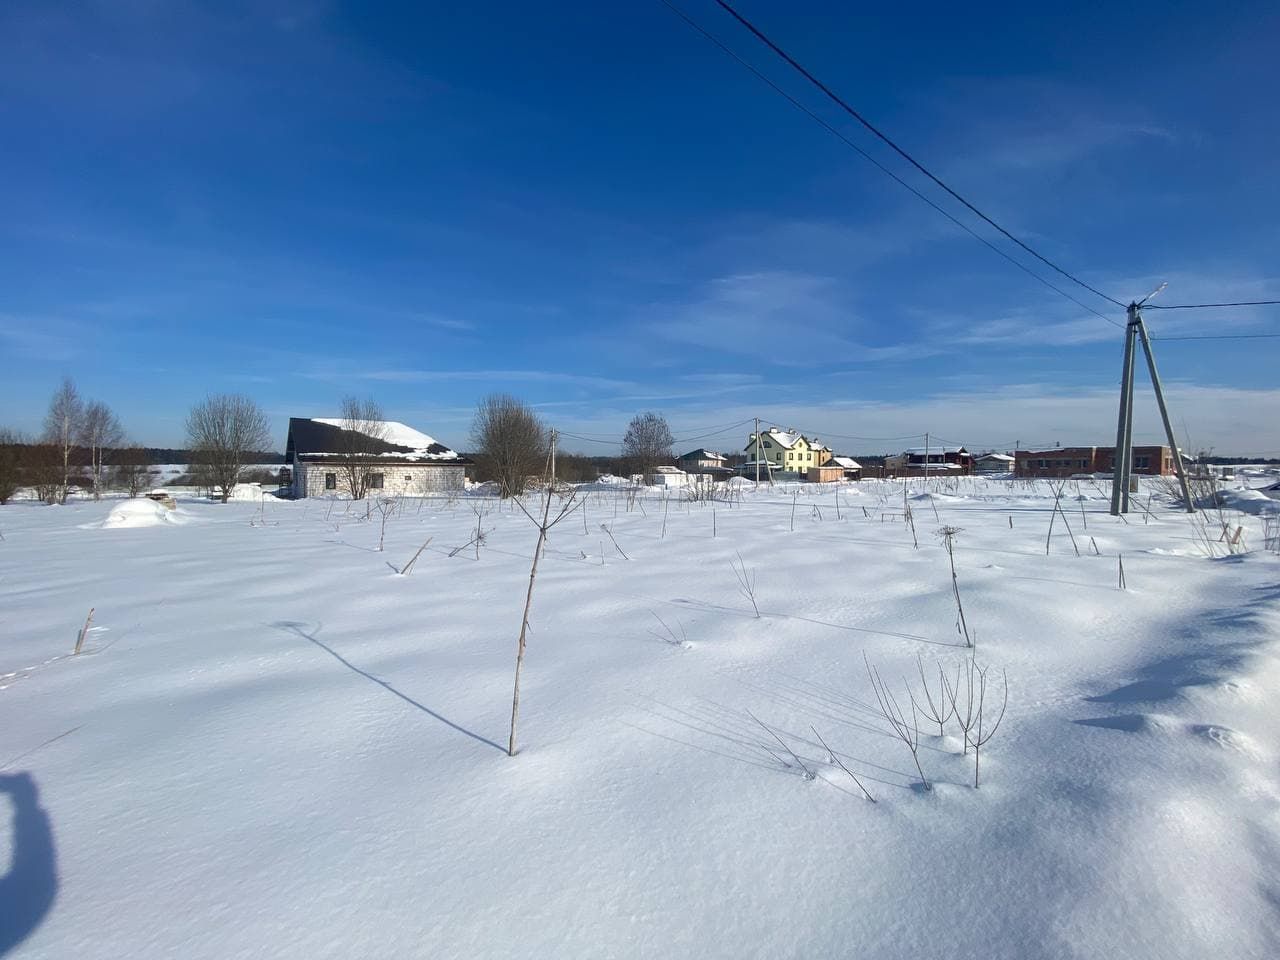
864;654;930;791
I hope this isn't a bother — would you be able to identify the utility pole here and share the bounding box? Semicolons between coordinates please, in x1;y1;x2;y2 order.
1110;308;1137;515
549;429;557;485
924;431;930;485
1135;317;1195;512
1109;293;1195;515
754;416;760;485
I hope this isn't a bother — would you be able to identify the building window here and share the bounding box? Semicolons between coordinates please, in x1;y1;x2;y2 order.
370;473;385;489
324;473;336;490
763;441;773;449
404;475;412;482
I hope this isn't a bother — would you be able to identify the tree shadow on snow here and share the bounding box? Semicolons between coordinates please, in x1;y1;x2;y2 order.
271;621;505;753
0;772;58;957
1079;583;1280;717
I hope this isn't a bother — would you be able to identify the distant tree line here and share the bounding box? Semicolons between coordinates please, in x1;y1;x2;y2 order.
1;378;283;505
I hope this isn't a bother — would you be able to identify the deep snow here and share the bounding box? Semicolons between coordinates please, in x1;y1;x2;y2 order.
2;477;1279;959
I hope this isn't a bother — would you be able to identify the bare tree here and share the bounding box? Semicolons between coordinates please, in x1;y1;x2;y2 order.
336;395;389;500
43;377;84;504
113;444;153;498
622;411;673;481
470;393;547;498
185;394;272;503
80;401;124;500
0;429;23;504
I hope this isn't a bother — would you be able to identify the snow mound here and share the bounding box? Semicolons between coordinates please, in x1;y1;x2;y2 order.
725;476;756;488
224;483;266;502
102;499;184;529
1209;487;1280;516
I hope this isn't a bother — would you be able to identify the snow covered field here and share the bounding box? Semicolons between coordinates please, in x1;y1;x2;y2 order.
2;477;1279;959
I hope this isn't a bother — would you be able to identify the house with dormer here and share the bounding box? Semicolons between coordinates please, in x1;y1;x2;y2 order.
743;428;828;479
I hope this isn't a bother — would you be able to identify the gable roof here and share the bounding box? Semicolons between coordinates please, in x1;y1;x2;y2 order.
904;445;967;456
829;456;862;469
746;428;804;451
976;452;1015;462
285;417;468;463
678;448;726;462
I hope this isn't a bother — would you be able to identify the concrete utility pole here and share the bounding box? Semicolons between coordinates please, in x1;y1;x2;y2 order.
1135;316;1195;513
754;416;761;485
924;431;930;485
549;429;558;485
1109;296;1195;515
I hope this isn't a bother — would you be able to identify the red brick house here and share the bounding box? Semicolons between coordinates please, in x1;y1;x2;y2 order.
1014;446;1176;478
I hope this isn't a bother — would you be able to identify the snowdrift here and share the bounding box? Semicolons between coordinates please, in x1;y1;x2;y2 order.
101;499;186;528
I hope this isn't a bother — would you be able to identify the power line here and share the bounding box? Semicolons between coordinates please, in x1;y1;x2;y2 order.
1149;332;1280;341
1147;300;1280;310
658;0;1126;330
709;0;1128;311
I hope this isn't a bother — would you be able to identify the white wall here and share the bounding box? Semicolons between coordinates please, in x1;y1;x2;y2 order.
295;462;465;498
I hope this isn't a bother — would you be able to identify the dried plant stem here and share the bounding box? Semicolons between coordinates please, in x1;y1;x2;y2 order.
747;711;814;780
399;537;433;576
74;607;95;655
811;725;875;802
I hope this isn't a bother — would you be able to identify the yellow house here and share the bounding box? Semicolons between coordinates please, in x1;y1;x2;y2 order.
744;428;825;477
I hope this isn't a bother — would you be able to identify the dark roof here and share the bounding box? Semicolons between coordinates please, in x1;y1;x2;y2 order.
678;448;726;462
285;418;470;465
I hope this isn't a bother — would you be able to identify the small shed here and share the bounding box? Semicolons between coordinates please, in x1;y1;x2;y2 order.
807;464;843;483
827;456;862;480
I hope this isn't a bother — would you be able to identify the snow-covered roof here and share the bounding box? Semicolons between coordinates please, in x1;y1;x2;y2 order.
976;453;1015;462
829;456;862;469
904;446;966;456
653;465;686;474
679;448;725;462
747;428;800;450
287;417;466;463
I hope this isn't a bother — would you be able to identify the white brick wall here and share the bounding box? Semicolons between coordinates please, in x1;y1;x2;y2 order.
295;461;465;498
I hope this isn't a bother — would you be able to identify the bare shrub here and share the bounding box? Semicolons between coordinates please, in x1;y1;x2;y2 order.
0;430;24;504
112;445;154;497
26;443;64;504
185;394;272;503
470;393;547;498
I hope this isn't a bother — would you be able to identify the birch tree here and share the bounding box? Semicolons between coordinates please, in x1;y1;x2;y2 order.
80;401;124;499
42;377;83;504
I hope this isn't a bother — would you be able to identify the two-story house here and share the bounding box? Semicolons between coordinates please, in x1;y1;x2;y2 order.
743;428;826;479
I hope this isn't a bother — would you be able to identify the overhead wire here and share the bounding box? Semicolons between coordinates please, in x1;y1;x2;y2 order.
1147;300;1280;310
707;0;1128;311
656;0;1126;330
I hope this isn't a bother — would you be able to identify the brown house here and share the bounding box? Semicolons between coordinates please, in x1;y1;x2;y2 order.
885;445;974;477
1014;446;1176;479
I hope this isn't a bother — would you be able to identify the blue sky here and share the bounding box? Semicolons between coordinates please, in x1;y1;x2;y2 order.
2;0;1278;455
